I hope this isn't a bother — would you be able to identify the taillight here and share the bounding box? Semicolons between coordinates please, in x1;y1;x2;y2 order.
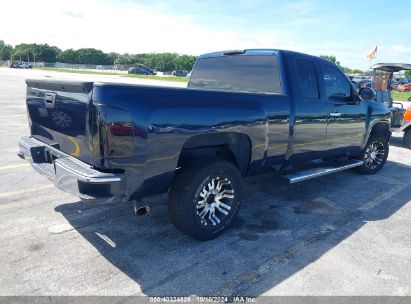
109;122;134;137
404;106;411;121
98;105;135;158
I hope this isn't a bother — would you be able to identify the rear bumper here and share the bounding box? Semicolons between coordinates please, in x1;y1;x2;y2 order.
18;136;126;204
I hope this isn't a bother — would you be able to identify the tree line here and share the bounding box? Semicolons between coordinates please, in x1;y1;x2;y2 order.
0;40;197;71
319;55;367;75
4;40;408;76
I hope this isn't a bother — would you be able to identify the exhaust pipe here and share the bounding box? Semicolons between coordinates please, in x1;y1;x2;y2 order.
133;201;150;216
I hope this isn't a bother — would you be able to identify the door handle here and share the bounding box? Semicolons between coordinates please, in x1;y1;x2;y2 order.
329;112;342;117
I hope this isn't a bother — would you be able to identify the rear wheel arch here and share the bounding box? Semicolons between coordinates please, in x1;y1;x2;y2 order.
177;133;251;176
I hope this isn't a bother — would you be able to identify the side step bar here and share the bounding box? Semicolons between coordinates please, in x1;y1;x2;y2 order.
281;159;363;184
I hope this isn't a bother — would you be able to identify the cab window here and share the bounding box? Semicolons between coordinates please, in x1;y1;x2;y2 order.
295;59;320;99
189;55;282;94
322;63;351;99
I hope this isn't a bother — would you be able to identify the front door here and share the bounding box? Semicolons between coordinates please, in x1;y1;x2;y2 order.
321;62;366;156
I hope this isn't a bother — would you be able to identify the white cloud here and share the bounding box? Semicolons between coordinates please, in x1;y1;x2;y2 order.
0;0;278;55
0;0;328;56
1;0;410;70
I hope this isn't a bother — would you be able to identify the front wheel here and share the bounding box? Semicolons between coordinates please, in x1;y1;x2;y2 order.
356;136;389;174
168;160;242;241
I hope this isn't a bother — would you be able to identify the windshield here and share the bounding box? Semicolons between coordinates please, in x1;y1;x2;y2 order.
188;54;282;94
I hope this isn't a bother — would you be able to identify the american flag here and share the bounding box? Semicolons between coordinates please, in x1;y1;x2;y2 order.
366;46;378;61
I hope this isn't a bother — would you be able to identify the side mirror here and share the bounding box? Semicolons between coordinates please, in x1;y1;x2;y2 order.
358;87;375;101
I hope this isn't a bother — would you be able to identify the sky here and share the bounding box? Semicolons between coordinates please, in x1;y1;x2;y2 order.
1;0;411;70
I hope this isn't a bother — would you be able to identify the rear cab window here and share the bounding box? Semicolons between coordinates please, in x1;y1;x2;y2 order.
188;54;282;94
295;58;320;99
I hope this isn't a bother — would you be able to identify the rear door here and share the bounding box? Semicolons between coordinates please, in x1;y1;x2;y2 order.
25;80;95;165
320;62;366;155
290;57;328;161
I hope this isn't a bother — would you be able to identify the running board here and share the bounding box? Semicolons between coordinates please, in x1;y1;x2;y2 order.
281;159;363;184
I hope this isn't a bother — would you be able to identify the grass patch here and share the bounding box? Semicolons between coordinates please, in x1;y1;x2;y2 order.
33;67;187;82
392;91;411;101
34;67;120;75
124;73;187;82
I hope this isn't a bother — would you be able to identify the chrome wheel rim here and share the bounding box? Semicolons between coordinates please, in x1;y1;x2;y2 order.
364;141;385;170
196;177;234;226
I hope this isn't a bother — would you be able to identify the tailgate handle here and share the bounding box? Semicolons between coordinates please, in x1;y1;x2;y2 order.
44;92;56;108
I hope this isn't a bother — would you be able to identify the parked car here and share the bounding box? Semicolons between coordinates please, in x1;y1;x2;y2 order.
172;70;188;77
355;79;369;88
141;66;157;75
10;61;32;69
18;49;391;240
361;81;372;89
128;66;155;75
397;83;411;92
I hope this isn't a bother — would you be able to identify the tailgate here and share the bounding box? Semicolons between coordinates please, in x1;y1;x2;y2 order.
25;79;95;165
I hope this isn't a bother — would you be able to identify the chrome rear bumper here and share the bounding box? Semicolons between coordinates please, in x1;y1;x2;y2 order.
18;136;126;203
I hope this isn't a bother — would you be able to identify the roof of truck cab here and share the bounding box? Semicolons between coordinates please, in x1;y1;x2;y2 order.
198;49;327;62
198;49;279;59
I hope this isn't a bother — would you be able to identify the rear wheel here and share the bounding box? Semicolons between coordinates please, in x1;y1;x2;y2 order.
168;159;242;241
356;136;389;174
403;129;411;149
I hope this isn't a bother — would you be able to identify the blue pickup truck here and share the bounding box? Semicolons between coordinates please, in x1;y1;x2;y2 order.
18;49;391;240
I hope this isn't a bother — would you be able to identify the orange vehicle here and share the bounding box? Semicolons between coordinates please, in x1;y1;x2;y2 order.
397;83;411;92
395;105;411;148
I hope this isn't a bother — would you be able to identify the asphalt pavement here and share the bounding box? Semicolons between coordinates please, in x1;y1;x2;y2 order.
0;68;410;296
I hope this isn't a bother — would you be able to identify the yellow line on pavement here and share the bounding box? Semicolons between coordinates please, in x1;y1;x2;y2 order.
0;163;30;170
68;136;81;157
0;184;54;199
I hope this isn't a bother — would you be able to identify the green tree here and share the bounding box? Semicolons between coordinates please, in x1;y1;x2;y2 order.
175;55;197;71
57;49;77;63
76;48;106;64
35;44;61;62
342;67;364;75
11;43;60;62
0;40;13;60
405;70;411;78
58;48;112;65
320;55;341;66
4;39;197;70
107;52;119;65
152;53;178;71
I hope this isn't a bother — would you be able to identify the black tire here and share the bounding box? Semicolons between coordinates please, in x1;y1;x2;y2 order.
403;129;411;149
168;159;242;241
356;136;389;175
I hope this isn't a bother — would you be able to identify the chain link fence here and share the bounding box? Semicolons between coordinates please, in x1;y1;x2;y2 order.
0;60;10;67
